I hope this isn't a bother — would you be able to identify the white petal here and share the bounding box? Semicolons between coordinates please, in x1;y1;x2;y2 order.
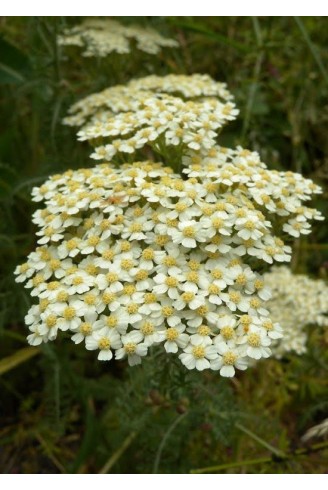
220;365;235;377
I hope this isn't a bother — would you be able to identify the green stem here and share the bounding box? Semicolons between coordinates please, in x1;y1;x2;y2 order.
99;431;138;474
241;17;265;142
153;412;188;473
294;17;328;86
190;440;328;474
235;422;286;458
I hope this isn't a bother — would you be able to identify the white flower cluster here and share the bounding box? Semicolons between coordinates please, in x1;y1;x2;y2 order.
264;266;328;358
57;18;178;57
14;148;323;376
63;74;237;162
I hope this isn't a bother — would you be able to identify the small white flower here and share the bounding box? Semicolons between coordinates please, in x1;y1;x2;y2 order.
237;328;271;360
71;312;98;344
212;342;248;377
163;324;189;353
115;331;148;365
179;341;218;371
153;272;183;299
93;312;129;335
86;327;122;361
171;220;207;248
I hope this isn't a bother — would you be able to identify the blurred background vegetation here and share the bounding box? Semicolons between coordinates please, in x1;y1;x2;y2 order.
0;16;327;474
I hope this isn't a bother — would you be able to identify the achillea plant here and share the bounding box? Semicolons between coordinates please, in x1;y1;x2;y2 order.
14;73;324;376
63;74;237;164
264;266;328;358
57;18;178;57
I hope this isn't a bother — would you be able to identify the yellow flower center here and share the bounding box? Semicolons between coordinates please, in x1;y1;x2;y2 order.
39;299;49;312
187;271;199;283
175;202;187;212
121;259;134;270
197;325;211;336
221;326;234;340
49;259;61;271
223;351;237;365
67;266;77;275
106;316;118;328
102;292;116;304
57;291;69;302
250;298;260;308
142;248;155;260
209;284;220;295
163;257;177;267
85;264;98;276
123;284;136;295
98;338;111;350
263;320;273;331
141;322;154;336
80;323;92;335
162;306;173;317
188;260;200;271
88;236;100;247
63;306;76;320
130;223;143;233
46;315;57;328
229;291;241;304
181;292;195;303
32;274;44;287
240;315;251;326
20;263;29;273
120;241;132;252
212;218;223;229
84;293;96;305
201;205;213;216
100;219;110;230
103;250;115;261
248;333;261;347
125;343;136;354
196;305;208;316
144;293;157;304
136;270;148;281
127;303;139;314
236;274;247;285
47;281;59;291
265;246;276;256
229;258;241;267
72;276;83;285
245;220;255;230
182;226;196;238
155;235;170;246
104;273;118;285
254;279;264;290
211;269;223;279
166;277;178;287
192;346;205;359
166;328;179;341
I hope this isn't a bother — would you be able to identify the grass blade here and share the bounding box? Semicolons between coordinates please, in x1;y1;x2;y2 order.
294;17;328;85
0;346;40;376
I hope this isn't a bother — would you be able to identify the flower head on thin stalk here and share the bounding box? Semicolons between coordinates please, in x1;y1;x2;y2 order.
58;18;178;57
15;150;323;376
263;266;328;358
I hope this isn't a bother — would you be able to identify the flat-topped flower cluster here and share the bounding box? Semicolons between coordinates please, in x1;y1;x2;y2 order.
264;266;328;358
63;74;237;162
14;146;323;376
57;18;178;57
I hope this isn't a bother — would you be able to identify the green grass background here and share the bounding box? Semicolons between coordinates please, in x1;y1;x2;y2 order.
0;16;327;473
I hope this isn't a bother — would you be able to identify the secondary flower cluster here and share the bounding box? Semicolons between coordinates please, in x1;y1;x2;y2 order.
14;151;322;376
63;74;237;162
264;266;328;358
57;18;178;57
